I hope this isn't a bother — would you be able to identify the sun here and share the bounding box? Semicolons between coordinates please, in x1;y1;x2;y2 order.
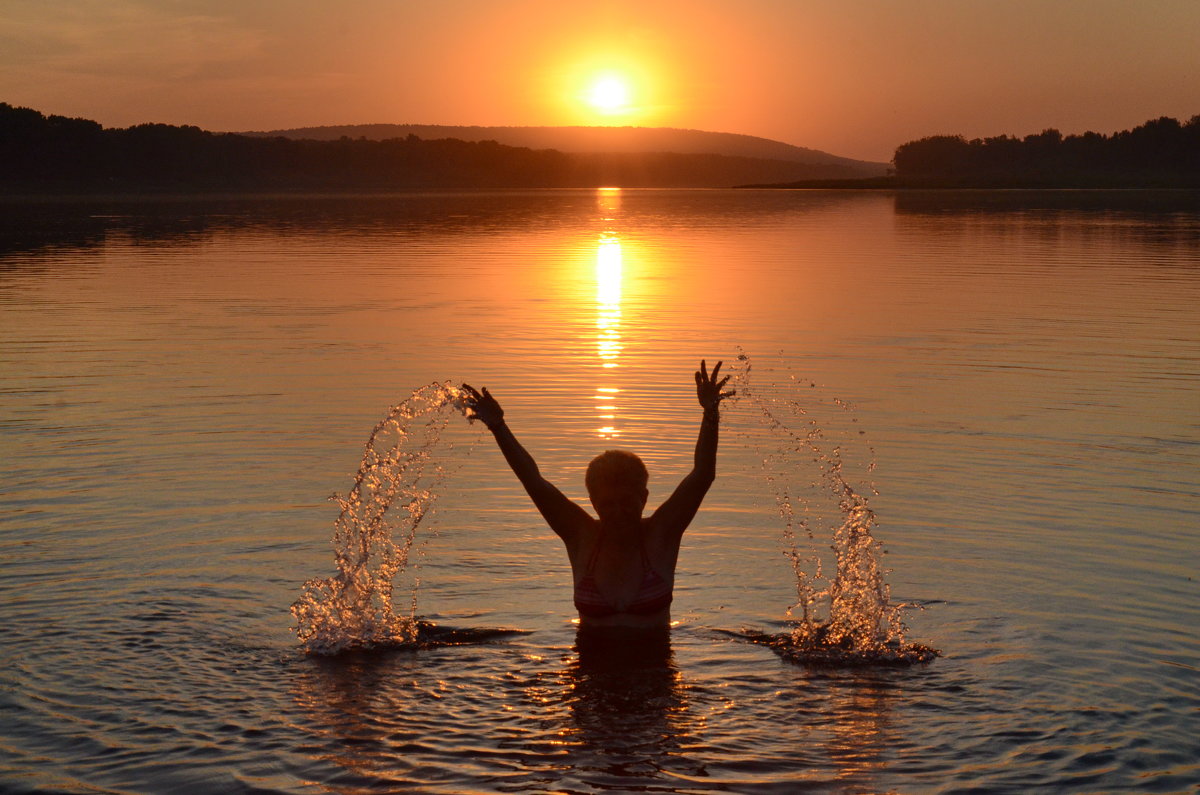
585;74;632;115
557;56;659;125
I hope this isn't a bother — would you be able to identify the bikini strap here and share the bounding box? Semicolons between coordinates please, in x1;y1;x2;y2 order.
582;532;604;575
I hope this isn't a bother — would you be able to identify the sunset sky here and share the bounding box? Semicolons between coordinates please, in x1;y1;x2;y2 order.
2;0;1198;162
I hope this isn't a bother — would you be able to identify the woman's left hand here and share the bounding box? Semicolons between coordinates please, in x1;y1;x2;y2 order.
695;359;735;412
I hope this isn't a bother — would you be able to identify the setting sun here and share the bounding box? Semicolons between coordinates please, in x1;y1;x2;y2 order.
586;75;631;113
551;50;665;126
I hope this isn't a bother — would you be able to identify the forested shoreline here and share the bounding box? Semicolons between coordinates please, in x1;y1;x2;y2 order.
891;115;1200;187
749;115;1200;189
0;103;863;192
4;103;1197;192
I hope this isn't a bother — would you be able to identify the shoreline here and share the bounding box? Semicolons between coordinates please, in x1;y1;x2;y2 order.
2;184;1199;201
736;176;1200;189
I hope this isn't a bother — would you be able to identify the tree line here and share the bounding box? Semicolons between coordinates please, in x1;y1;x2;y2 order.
892;115;1200;187
6;103;1197;191
0;103;862;192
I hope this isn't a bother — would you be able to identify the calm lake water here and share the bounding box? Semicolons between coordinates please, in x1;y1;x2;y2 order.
1;189;1198;793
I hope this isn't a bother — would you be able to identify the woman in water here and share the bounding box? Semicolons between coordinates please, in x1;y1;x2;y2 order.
461;360;733;629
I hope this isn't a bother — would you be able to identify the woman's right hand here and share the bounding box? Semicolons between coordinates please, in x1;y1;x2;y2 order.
460;384;505;429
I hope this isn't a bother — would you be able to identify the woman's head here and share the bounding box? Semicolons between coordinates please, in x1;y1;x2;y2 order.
586;449;648;519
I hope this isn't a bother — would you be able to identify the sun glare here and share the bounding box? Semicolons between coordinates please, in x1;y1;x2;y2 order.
584;74;632;115
554;52;663;125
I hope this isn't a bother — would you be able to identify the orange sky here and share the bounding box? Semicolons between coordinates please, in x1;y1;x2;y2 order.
2;0;1198;162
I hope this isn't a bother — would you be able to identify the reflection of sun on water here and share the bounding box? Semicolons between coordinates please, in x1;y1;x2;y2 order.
595;386;619;439
596;239;622;326
595;225;623;439
596;186;621;219
596;237;622;367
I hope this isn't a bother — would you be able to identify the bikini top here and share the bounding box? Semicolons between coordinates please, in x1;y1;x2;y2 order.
573;536;673;618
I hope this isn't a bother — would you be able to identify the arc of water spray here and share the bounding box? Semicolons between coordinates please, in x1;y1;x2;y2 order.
291;382;474;655
730;352;936;665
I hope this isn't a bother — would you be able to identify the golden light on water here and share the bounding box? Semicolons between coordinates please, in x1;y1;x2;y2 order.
595;386;619;419
596;186;622;217
596;236;622;366
596;235;622;440
594;196;624;439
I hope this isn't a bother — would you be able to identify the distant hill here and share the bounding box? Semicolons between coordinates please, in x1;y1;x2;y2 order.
0;102;886;192
239;124;889;178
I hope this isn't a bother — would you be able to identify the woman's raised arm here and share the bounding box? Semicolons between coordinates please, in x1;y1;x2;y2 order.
461;384;591;543
650;360;735;536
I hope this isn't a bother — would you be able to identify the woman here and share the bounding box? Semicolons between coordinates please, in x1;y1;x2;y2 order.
461;360;734;628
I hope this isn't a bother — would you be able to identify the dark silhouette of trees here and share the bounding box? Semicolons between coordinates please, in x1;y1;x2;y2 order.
7;103;1196;192
0;103;866;192
892;115;1200;187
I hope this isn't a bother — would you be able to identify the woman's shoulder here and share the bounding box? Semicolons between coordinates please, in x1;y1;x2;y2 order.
641;515;682;552
562;512;601;556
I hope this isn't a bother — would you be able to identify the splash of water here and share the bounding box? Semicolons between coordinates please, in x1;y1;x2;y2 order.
290;382;473;655
730;353;937;666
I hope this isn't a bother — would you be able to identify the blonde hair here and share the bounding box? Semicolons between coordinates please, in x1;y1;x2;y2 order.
585;449;648;497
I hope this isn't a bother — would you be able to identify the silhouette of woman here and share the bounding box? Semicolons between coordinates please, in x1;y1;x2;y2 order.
461;360;733;628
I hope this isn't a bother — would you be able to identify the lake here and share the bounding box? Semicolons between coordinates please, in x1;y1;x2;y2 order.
1;189;1197;793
